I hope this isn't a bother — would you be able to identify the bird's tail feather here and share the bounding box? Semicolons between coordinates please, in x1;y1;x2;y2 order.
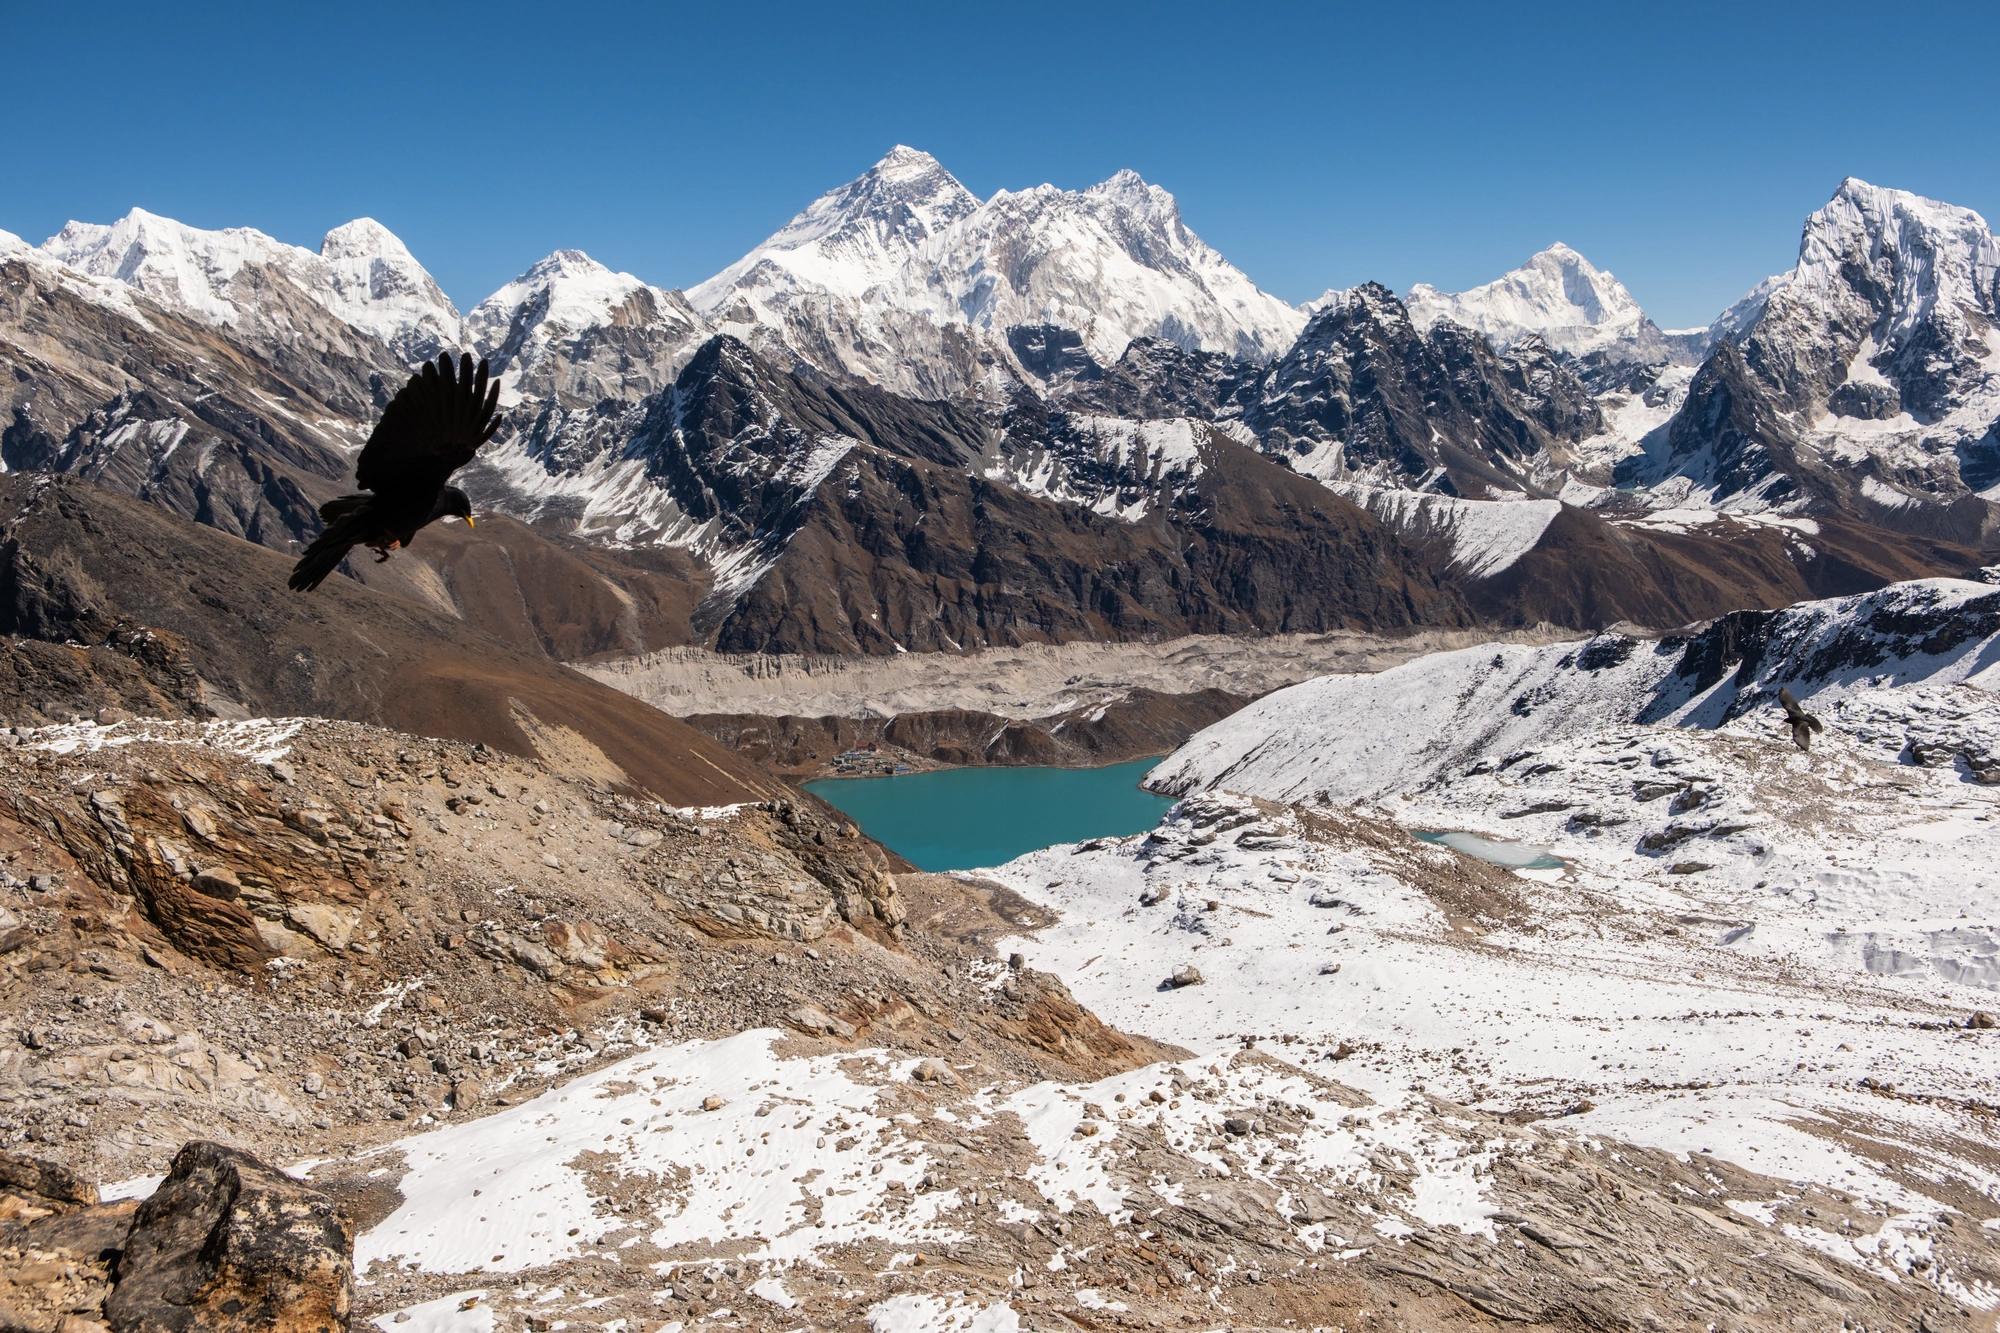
289;510;374;592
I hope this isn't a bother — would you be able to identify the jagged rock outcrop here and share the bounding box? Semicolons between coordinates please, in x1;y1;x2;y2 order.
1492;333;1606;443
1240;284;1588;497
106;1141;353;1333
1626;179;2000;540
0;1143;352;1333
1052;336;1250;421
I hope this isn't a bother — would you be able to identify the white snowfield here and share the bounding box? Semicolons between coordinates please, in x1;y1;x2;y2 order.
955;577;2000;1281
354;1030;952;1275
1149;578;2000;805
1326;485;1562;580
353;1022;1540;1328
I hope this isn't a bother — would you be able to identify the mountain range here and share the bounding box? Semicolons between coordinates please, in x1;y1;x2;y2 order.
3;154;1996;657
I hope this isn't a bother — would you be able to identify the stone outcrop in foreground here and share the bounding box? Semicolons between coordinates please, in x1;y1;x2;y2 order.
0;1142;352;1333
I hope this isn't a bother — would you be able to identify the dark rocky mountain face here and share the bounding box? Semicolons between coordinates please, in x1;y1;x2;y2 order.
1623;180;2000;542
711;426;1471;654
1239;285;1585;497
488;334;1471;654
0;256;395;549
1005;323;1101;385
1492;334;1606;444
1053;336;1251;421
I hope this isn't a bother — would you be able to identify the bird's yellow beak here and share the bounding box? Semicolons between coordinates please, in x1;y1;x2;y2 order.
466;515;475;529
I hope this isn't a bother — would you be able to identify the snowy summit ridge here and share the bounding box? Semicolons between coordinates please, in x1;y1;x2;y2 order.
1406;242;1702;362
690;146;1306;396
36;207;462;363
467;248;711;407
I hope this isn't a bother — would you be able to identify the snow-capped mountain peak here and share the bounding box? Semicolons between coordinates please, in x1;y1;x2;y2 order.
468;249;711;408
319;216;414;264
1790;177;2000;343
690;149;1305;396
314;217;462;362
687;146;978;314
35;207;460;362
1642;178;2000;519
471;249;653;335
1405;242;1654;357
40;207;305;328
1084;166;1162;209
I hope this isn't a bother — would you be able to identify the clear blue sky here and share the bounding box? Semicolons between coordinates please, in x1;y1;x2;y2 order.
6;0;1995;330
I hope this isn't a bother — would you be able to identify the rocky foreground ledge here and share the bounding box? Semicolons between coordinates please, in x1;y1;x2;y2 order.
1;1139;350;1333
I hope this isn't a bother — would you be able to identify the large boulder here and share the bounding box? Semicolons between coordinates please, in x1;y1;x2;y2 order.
105;1141;352;1333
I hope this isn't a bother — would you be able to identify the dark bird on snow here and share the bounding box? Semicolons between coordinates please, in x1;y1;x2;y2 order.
288;353;502;592
1777;687;1825;751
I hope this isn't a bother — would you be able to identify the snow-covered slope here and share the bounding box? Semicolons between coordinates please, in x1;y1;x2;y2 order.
1328;486;1562;579
1707;272;1789;345
39;208;461;363
1405;244;1704;362
690;147;1306;397
1150;578;2000;804
970;576;2000;1282
466;249;712;408
312;218;464;362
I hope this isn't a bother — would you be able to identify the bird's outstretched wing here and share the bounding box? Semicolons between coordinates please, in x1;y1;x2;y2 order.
1777;686;1826;750
355;353;502;495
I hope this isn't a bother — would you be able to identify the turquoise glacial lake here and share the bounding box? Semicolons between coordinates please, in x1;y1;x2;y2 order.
803;757;1177;871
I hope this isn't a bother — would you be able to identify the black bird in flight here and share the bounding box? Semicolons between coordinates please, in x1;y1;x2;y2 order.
1777;687;1825;751
288;353;502;592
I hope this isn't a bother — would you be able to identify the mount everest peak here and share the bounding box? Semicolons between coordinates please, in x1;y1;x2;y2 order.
689;147;1305;397
1405;241;1703;363
689;145;978;304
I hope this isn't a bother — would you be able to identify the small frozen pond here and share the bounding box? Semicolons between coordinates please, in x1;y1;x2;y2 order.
1415;830;1563;870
